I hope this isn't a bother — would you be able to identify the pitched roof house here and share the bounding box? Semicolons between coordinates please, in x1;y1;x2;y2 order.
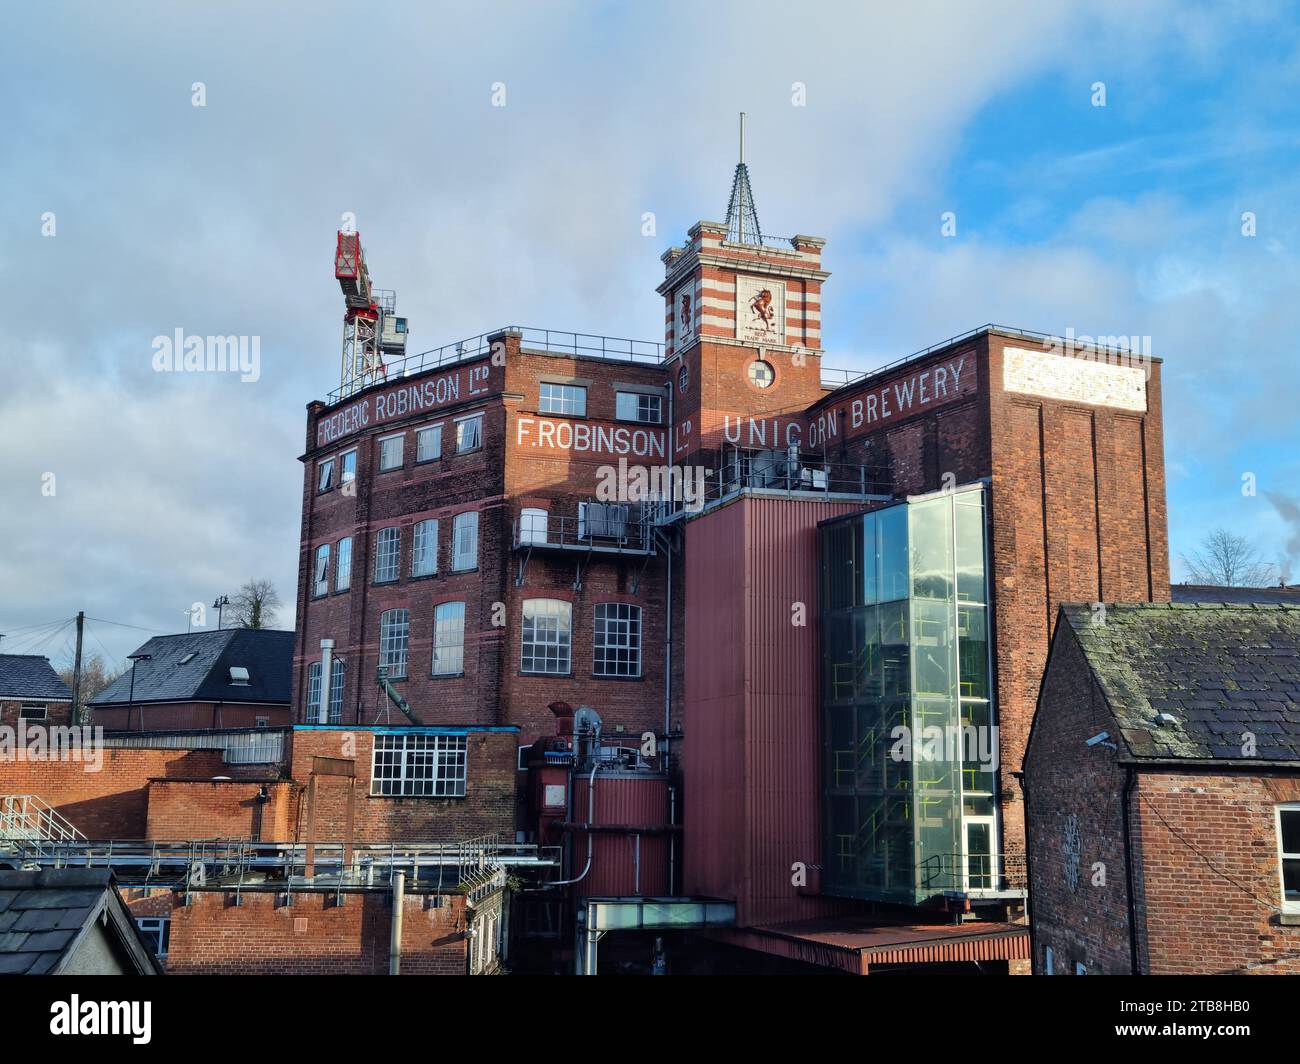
1023;603;1300;974
0;655;75;727
88;629;293;732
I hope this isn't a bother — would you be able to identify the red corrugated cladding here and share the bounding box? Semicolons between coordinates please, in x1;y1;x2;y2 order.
571;772;671;898
683;495;866;927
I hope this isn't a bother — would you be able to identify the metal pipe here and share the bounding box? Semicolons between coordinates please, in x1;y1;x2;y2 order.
546;762;599;887
389;870;405;975
319;639;335;724
1122;765;1141;974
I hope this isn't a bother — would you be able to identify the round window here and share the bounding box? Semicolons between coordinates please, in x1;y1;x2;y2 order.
748;360;775;389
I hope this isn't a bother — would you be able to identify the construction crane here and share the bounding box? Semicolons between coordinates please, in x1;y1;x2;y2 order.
334;230;408;399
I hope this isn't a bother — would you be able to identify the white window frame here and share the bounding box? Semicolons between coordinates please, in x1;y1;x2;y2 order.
433;601;466;676
336;537;353;591
374;526;401;583
615;391;662;424
371;733;467;797
593;602;641;678
327;658;345;725
378;608;410;679
340;449;357;484
539;382;587;417
1277;804;1300;914
306;662;323;721
317;457;336;493
519;507;548;545
135;917;170;959
452;511;478;571
416;424;443;463
456;414;483;454
1044;945;1054;975
19;703;48;721
522;599;572;675
412;519;439;577
378;433;405;472
313;543;331;598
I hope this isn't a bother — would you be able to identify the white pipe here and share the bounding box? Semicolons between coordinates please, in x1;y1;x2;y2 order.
319;639;335;724
546;761;599;887
389;870;405;975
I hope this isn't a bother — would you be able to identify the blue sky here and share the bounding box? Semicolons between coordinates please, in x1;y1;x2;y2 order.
2;0;1298;669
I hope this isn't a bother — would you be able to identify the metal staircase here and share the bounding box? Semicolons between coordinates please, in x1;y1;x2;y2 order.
0;795;87;866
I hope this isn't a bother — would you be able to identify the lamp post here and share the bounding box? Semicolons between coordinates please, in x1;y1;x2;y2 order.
212;595;230;630
126;652;152;732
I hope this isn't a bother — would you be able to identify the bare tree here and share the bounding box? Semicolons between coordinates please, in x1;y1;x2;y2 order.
1180;528;1277;587
228;579;284;629
56;654;123;724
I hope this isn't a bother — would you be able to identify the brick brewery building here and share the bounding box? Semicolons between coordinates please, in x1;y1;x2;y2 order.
289;136;1170;973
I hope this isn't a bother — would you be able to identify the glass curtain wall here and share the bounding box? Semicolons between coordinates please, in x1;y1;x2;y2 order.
821;488;994;904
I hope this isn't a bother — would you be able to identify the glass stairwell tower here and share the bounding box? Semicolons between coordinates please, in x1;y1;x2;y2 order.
819;487;997;905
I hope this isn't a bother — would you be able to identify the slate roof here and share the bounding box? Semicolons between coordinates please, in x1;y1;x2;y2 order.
89;628;293;706
0;868;160;975
0;655;73;702
1061;602;1300;764
1172;583;1300;606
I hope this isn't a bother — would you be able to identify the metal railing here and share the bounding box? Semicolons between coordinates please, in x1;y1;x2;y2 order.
0;795;88;861
919;851;1028;896
512;508;653;554
325;326;667;405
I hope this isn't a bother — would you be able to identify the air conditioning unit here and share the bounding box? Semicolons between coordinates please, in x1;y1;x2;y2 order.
800;466;829;490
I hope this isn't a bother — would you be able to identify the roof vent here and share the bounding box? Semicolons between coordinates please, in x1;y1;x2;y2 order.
1152;712;1178;726
229;666;251;686
179;652;197;665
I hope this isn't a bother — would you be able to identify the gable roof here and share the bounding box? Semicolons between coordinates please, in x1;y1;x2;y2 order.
0;868;160;975
1060;602;1300;765
0;655;73;702
89;629;293;706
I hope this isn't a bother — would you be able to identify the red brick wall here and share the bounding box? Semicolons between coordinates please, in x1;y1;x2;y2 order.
165;888;471;975
1133;771;1300;975
146;779;294;842
1024;623;1135;974
0;748;242;838
288;728;518;843
0;699;74;727
93;702;289;732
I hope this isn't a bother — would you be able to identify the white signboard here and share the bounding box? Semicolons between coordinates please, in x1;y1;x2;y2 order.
1002;346;1146;411
736;276;785;344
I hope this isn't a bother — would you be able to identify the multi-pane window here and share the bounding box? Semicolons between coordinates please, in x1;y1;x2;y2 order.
522;599;572;675
1278;806;1300;912
433;601;466;676
371;733;467;797
452;511;478;571
374;527;401;583
340;449;357;485
615;391;662;424
519;507;548;545
313;543;330;597
539;383;587;417
456;415;483;453
328;659;345;725
594;603;642;677
317;458;336;492
19;704;47;721
306;662;323;721
379;434;405;471
379;608;410;678
135;917;170;960
336;537;353;591
416;424;443;463
412;519;439;577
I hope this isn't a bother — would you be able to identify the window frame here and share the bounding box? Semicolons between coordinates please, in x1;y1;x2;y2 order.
433;600;466;677
412;519;439;577
371;733;467;797
306;662;323;722
374;526;401;584
378;608;410;679
452;511;478;572
313;542;331;598
521;598;573;676
336;536;353;591
539;382;588;418
340;448;357;485
593;602;642;678
416;423;444;464
317;457;336;493
378;432;405;472
455;414;483;454
615;390;662;425
19;703;48;721
1277;804;1300;914
135;917;171;959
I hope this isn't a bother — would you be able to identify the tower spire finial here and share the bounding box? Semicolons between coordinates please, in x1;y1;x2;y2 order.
725;112;763;246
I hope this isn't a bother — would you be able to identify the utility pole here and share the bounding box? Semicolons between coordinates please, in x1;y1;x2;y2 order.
71;611;85;725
